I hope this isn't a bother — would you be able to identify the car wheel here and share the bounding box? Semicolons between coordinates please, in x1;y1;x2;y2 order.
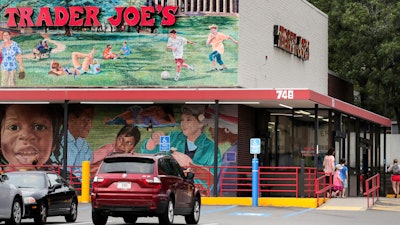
5;198;22;225
123;216;138;224
65;199;78;222
92;209;108;225
185;197;200;224
158;199;174;225
34;202;47;225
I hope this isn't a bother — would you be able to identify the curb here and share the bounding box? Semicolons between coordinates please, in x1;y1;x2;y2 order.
201;197;320;208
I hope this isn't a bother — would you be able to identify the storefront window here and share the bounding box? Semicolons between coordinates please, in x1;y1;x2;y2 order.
265;109;330;167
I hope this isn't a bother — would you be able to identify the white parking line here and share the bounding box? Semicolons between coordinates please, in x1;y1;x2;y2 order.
202;205;238;215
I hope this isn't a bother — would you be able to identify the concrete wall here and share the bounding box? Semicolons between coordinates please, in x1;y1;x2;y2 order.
383;134;400;166
238;0;328;94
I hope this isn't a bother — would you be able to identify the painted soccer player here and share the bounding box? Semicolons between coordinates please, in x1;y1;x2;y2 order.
166;29;195;81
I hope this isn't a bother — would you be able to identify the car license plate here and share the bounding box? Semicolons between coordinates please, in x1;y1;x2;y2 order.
117;182;131;189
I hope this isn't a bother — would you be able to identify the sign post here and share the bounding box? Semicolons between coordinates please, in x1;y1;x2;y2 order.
250;138;261;207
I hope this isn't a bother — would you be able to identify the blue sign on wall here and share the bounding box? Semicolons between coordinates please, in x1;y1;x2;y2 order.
159;136;170;152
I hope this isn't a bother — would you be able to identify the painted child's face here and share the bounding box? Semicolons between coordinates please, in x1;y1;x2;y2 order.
115;134;135;153
1;105;54;166
169;33;177;39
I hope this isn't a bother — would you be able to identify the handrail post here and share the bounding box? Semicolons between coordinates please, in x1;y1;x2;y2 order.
299;159;305;198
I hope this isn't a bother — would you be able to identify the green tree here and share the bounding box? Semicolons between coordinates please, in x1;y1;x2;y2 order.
309;0;400;125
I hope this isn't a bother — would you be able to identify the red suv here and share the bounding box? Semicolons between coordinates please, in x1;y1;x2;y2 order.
91;153;201;225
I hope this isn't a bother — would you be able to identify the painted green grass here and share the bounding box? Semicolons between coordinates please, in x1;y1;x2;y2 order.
15;16;239;87
8;16;239;152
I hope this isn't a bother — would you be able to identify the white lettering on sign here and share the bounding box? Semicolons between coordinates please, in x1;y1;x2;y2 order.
276;90;294;99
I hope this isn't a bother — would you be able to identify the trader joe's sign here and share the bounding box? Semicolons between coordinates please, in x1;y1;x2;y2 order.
273;25;310;61
5;5;178;27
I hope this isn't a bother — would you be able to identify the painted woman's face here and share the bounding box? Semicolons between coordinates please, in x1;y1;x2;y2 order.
2;32;10;41
115;134;135;153
1;105;54;166
180;114;203;139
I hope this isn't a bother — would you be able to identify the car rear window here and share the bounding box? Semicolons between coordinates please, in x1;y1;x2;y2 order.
99;157;154;174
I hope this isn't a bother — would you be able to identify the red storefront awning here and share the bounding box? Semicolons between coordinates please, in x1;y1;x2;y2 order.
0;88;390;126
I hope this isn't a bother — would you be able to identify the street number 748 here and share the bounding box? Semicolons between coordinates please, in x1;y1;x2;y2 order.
276;90;294;99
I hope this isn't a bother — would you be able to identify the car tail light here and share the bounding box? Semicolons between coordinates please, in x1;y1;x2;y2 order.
92;176;105;189
143;177;162;189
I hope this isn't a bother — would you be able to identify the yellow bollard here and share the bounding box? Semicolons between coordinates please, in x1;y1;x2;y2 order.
80;161;91;203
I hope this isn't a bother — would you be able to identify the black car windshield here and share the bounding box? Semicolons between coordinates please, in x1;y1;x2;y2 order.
6;173;46;189
100;157;154;174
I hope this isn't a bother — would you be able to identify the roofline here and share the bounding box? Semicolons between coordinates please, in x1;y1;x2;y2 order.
0;88;391;127
308;90;390;127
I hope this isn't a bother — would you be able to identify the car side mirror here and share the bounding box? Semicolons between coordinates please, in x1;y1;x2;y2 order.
186;171;195;180
50;183;62;191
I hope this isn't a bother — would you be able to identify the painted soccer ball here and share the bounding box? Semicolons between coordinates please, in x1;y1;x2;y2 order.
161;71;170;80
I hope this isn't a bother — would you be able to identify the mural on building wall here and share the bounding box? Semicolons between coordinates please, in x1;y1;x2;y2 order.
0;0;239;87
0;103;238;195
204;105;238;196
0;104;63;170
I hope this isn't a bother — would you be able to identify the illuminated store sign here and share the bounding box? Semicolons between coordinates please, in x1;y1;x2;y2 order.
273;25;310;61
5;5;178;28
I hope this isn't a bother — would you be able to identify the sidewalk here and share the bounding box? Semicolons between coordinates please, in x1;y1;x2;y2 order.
318;197;400;211
317;197;370;211
202;196;378;210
